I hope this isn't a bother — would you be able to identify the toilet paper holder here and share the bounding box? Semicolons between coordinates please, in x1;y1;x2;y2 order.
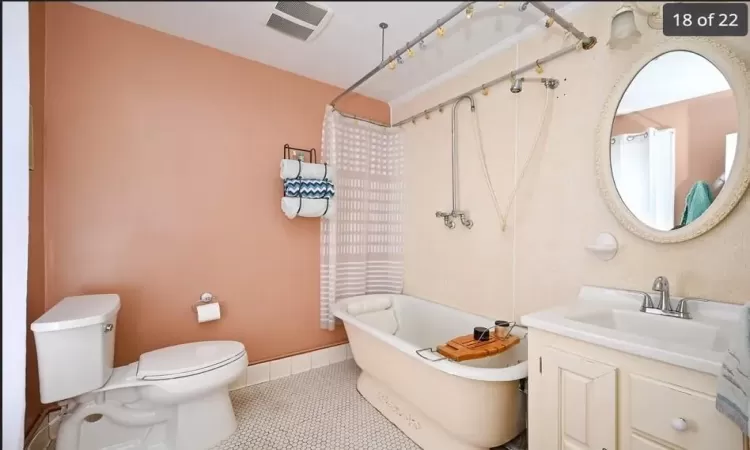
192;292;219;312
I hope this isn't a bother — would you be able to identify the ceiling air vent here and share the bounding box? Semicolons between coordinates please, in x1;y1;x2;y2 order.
266;2;333;42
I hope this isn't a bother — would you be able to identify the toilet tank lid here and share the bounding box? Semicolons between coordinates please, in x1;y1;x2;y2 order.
31;294;120;333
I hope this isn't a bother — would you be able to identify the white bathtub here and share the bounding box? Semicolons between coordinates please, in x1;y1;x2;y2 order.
333;294;527;450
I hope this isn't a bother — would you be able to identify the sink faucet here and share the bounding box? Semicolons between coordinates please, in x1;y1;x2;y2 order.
652;276;672;313
640;276;691;319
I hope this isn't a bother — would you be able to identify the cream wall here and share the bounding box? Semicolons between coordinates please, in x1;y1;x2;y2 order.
392;2;750;322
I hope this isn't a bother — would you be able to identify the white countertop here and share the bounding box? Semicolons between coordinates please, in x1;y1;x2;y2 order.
520;286;742;376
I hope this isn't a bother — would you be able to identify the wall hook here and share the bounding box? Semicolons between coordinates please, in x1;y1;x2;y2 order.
481;86;489;96
535;61;544;74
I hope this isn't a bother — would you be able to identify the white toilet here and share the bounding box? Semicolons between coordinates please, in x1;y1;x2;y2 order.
31;294;248;450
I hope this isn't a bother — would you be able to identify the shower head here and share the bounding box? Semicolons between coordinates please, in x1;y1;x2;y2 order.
510;78;523;94
510;77;559;93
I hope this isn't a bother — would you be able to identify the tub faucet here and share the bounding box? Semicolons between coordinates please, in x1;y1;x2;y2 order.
435;211;473;229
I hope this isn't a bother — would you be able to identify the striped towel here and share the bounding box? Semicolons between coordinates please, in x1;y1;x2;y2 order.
283;179;335;199
716;303;750;435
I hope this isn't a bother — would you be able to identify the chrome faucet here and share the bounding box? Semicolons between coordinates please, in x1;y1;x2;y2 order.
652;276;671;313
640;276;691;319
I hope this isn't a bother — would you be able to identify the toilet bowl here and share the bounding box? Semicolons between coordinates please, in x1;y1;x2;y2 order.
31;295;248;450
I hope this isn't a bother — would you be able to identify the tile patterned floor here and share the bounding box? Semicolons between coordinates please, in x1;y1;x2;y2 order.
37;359;524;450
212;360;422;450
213;359;527;450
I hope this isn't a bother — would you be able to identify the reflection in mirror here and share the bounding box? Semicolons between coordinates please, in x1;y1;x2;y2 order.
610;51;738;231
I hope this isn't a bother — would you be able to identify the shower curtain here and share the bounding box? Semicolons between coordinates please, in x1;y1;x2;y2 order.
320;106;404;330
611;128;676;231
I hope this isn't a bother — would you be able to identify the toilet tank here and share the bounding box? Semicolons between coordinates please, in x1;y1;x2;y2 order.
31;294;120;404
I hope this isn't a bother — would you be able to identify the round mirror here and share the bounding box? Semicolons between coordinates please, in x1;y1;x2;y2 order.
597;39;750;243
612;51;736;232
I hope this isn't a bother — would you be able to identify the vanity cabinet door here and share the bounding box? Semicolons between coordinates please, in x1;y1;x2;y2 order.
539;347;617;450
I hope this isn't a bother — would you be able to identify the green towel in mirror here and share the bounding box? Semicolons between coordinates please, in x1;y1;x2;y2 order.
680;181;714;226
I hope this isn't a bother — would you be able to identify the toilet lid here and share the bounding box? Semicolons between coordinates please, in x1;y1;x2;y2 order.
137;341;245;381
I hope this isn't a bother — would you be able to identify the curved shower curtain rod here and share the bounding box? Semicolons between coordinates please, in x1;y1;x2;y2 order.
330;1;596;128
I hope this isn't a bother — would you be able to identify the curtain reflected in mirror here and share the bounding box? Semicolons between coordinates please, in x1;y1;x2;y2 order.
610;51;738;232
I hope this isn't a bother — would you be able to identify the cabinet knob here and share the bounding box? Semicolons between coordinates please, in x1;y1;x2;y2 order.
671;417;688;432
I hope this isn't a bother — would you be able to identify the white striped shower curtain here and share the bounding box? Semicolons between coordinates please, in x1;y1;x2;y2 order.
320;106;404;330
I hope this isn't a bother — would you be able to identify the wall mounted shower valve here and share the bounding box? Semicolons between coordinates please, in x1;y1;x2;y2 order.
436;211;473;229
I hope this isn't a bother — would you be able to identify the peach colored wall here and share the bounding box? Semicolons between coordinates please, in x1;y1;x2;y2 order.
612;90;738;223
392;2;750;323
687;90;738;193
41;3;389;370
26;1;46;432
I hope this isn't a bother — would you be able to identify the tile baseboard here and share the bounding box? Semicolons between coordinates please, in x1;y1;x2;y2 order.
231;343;353;391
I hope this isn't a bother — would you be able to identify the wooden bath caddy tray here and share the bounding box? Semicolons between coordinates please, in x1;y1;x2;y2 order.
437;332;520;362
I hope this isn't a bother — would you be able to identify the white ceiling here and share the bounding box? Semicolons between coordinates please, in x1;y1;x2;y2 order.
75;1;575;102
617;51;731;115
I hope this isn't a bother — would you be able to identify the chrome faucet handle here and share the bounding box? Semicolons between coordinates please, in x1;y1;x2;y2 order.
675;297;708;319
640;293;655;311
675;299;691;319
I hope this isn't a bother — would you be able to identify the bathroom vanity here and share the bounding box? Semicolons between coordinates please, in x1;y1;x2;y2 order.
527;33;750;450
522;286;745;450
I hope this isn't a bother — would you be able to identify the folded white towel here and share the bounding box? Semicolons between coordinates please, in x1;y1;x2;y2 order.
280;159;336;182
347;296;393;316
281;197;335;219
716;303;750;435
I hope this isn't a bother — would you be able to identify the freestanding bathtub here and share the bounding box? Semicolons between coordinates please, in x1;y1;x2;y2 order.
332;294;527;450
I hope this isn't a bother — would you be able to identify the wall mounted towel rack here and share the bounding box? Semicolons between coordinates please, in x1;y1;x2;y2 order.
283;144;317;164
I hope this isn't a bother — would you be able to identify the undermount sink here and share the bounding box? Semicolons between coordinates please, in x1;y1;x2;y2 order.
520;285;743;375
566;309;726;353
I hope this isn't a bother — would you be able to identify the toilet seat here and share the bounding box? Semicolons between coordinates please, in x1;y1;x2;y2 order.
137;341;246;381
